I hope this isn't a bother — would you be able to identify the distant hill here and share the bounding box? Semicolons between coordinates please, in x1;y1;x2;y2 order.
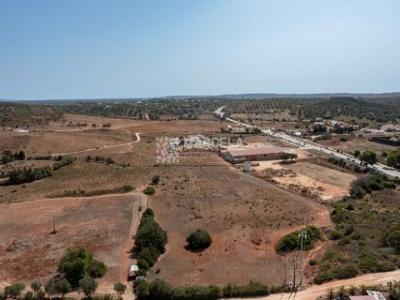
302;97;400;121
2;92;400;103
0;102;63;127
2;92;400;123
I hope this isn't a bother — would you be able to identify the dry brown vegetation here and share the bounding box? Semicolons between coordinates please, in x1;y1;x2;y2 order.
0;193;143;287
0;115;336;292
147;165;331;286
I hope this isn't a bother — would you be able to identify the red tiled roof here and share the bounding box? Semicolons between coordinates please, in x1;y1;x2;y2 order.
226;146;286;157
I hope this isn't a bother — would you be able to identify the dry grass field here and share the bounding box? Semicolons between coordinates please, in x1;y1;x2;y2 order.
0;161;151;204
0;193;143;287
320;136;397;161
0;116;338;292
147;165;331;286
254;160;356;202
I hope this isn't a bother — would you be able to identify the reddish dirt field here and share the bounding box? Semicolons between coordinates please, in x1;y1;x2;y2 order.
0;193;143;287
147;165;331;286
0;116;335;291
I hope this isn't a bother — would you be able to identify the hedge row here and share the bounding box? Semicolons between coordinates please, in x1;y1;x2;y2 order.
136;279;287;300
135;209;167;274
8;167;52;185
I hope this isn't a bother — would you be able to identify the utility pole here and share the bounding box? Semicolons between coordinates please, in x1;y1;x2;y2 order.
50;216;57;234
284;257;287;286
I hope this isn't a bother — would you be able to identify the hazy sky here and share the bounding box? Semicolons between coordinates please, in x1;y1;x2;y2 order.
1;0;399;99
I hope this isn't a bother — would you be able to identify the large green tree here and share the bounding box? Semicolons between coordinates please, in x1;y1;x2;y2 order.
58;247;107;287
186;229;212;251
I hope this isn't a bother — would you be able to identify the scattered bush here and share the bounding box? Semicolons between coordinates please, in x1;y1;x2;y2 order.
4;283;25;299
143;186;156;195
328;230;343;240
386;231;400;254
350;173;396;199
333;263;359;279
79;274;98;298
8;167;52;185
113;283;126;300
359;150;377;164
314;271;334;284
309;259;317;266
54;278;72;298
387;150;400;169
151;175;160;185
186;229;212;251
1;150;25;165
53;155;75;170
48;185;134;198
92;156;114;164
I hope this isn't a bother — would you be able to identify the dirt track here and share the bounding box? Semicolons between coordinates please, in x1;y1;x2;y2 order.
238;269;400;300
51;132;141;156
97;190;147;300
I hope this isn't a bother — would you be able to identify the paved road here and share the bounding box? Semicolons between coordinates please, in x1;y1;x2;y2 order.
214;106;400;178
230;269;400;300
214;105;226;118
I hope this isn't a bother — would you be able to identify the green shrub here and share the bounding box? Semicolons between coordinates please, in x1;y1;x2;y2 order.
331;207;350;223
387;150;400;169
186;229;212;251
79;274;98;298
350;174;396;200
309;259;317;266
328;230;343;240
151;175;160;185
387;230;400;253
338;236;351;246
321;249;347;263
4;283;25;299
360;150;377;164
143;186;156;195
88;259;107;278
147;279;172;300
343;224;354;236
276;226;321;252
333;263;358;279
314;271;334;284
135;279;275;300
135;280;150;299
222;281;270;298
53;156;75;170
8;167;52;185
54;278;71;297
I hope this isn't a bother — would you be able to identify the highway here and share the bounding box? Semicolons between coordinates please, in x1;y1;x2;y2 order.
215;106;400;178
